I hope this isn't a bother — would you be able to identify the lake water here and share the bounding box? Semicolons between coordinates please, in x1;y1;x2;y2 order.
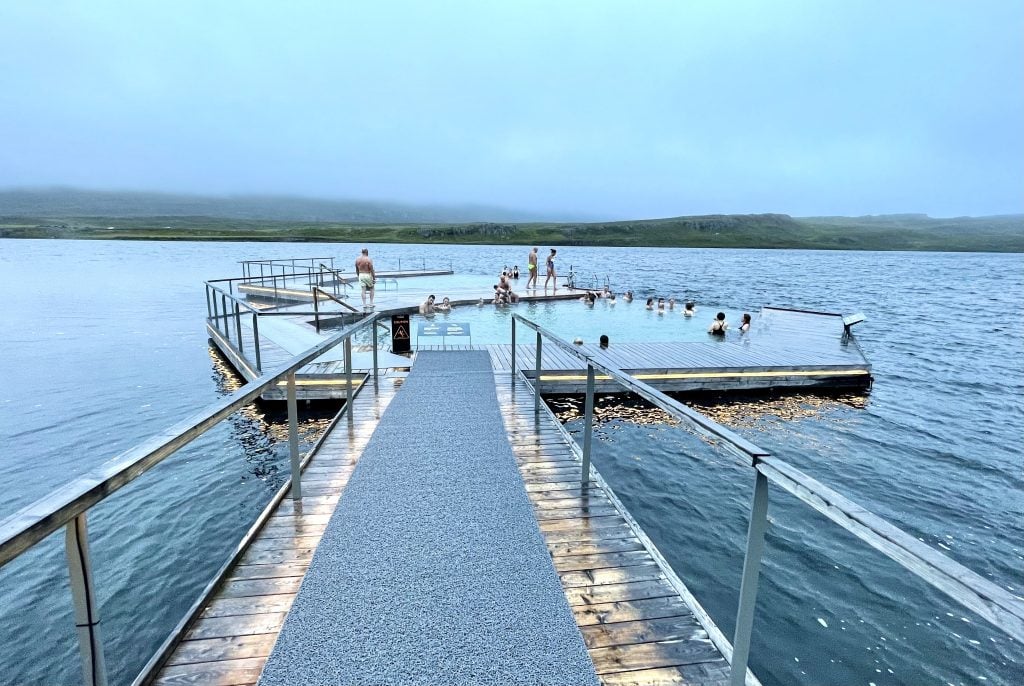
0;239;1021;685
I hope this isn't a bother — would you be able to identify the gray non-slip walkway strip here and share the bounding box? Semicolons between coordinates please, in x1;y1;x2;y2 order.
258;351;599;686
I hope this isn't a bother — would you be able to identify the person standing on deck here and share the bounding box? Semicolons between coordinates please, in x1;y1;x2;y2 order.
355;248;376;310
544;248;558;290
526;247;539;289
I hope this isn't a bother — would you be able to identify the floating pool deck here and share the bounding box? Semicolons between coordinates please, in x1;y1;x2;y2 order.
209;288;872;400
151;353;745;686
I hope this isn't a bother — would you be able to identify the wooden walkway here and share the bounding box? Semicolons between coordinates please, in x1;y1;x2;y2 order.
494;371;735;686
150;375;402;686
145;363;744;685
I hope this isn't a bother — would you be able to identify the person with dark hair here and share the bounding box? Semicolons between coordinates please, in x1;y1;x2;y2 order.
544;249;558;290
739;312;752;333
645;297;654;310
683;301;696;317
623;290;634;302
512;265;520;278
599;334;609;349
419;294;436;316
708;312;728;336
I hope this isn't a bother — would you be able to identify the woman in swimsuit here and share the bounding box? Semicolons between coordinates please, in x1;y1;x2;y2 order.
544;249;557;289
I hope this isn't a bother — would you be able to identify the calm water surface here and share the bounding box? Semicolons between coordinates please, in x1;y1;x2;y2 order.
0;239;1021;685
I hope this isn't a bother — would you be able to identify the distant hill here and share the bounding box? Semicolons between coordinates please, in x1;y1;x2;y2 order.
0;187;562;223
0;189;1021;251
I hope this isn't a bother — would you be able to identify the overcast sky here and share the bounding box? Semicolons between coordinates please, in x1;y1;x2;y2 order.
1;1;1021;219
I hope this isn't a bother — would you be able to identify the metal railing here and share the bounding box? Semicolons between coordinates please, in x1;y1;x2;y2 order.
0;314;382;686
240;257;335;283
510;314;1024;686
318;263;351;298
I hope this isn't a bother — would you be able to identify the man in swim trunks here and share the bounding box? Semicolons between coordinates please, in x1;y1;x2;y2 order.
526;247;538;289
355;248;376;309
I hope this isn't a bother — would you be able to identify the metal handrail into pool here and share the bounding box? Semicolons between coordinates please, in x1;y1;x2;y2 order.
0;313;381;686
510;313;1024;686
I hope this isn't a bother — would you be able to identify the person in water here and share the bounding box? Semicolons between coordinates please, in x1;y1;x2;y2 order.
512;265;520;278
436;297;453;312
624;290;634;302
544;249;558;290
709;312;728;336
599;334;609;349
668;298;676;310
526;247;539;289
498;274;519;303
419;294;436;316
645;297;654;310
657;298;666;313
683;301;696;317
608;294;616;304
739;312;752;333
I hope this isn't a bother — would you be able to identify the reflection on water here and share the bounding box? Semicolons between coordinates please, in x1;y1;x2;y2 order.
209;347;338;485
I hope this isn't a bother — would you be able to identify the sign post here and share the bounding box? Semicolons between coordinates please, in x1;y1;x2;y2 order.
391;314;411;353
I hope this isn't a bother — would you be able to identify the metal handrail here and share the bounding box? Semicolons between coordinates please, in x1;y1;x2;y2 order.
510;313;1024;686
0;313;380;686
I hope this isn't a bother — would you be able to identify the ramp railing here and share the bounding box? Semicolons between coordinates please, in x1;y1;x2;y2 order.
0;314;381;686
511;313;1024;686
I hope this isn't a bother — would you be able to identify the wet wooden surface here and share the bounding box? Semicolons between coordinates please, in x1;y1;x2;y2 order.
149;376;401;686
494;372;733;686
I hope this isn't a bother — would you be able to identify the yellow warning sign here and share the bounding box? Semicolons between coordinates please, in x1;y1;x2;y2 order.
394;324;409;340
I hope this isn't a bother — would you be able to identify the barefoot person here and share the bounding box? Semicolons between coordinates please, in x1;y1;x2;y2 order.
526;247;539;288
544;248;558;290
355;248;376;310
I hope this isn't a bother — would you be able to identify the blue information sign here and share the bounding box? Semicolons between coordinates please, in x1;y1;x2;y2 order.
417;322;471;337
416;322;471;349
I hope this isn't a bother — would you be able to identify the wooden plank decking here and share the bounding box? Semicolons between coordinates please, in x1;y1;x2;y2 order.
494;371;735;686
150;375;402;686
149;362;741;684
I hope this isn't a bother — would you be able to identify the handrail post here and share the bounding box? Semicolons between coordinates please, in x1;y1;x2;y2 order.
233;302;243;354
212;292;219;331
511;317;517;374
205;285;212;319
287;372;302;500
730;469;770;686
344;336;354;413
65;513;109;686
313;289;321;334
534;331;543;413
221;295;229;339
581;362;595;488
252;313;262;373
372;317;379;384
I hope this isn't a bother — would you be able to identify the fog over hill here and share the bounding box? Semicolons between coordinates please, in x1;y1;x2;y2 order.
0;188;572;224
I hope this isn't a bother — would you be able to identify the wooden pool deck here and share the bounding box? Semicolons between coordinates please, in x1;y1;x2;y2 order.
209;306;871;401
148;358;744;685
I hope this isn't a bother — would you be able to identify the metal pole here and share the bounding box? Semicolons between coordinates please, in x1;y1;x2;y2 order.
313;289;320;334
730;469;770;686
65;513;109;686
287;372;302;500
372;318;379;384
205;285;212;319
344;336;353;411
581;363;595;488
534;332;543;414
234;302;243;354
252;313;262;373
212;291;219;331
221;295;229;339
511;318;517;374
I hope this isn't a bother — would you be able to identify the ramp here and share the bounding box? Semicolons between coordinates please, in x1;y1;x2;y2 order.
258;351;599;685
